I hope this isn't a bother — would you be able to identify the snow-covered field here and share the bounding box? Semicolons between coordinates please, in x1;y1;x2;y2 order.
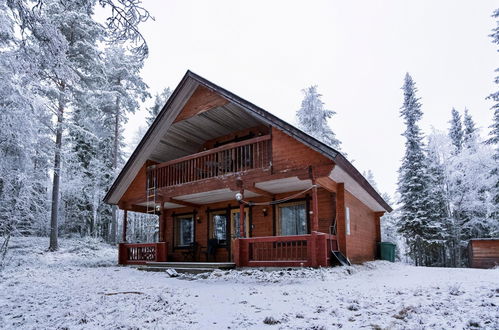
0;237;498;330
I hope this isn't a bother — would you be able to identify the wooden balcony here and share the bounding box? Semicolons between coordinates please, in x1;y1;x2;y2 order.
148;135;272;188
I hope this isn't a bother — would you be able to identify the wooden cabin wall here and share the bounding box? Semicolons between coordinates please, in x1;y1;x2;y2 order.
271;127;333;171
469;240;499;268
120;160;158;204
344;191;377;263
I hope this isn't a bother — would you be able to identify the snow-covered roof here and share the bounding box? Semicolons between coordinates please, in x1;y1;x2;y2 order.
104;71;392;212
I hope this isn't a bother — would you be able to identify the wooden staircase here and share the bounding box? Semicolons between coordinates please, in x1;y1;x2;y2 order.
135;261;236;274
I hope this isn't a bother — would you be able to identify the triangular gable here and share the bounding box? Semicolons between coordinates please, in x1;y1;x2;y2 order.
104;71;392;212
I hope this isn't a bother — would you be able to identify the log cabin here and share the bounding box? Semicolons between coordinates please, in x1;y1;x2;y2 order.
104;71;392;268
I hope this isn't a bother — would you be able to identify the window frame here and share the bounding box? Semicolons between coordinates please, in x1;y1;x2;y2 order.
276;200;309;236
209;210;229;246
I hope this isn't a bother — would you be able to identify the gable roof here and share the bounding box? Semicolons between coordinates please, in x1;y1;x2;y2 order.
104;71;392;212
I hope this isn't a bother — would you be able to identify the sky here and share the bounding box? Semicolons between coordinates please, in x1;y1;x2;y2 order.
122;0;498;197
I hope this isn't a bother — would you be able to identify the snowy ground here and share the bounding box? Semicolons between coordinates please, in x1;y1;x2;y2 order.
0;237;498;329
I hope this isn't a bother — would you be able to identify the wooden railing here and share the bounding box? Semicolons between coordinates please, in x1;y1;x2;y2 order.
149;135;272;188
118;242;167;265
234;233;337;267
249;235;310;264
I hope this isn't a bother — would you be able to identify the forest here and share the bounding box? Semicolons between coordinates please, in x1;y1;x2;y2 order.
0;1;497;269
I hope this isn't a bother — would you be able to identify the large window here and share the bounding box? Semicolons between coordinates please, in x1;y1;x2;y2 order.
210;211;228;245
175;214;194;247
277;201;308;236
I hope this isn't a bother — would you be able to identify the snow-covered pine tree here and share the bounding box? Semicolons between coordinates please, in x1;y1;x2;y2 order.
487;8;499;220
296;86;341;150
0;3;51;259
146;88;172;126
99;46;149;243
397;73;433;266
449;108;464;153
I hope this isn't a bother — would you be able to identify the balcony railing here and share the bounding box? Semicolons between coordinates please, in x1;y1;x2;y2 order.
149;135;272;188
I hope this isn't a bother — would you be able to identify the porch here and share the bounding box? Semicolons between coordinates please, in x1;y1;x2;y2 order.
118;232;339;268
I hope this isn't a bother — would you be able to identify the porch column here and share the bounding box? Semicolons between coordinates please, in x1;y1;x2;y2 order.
159;199;166;242
239;189;245;238
336;183;348;256
121;209;128;243
311;179;319;232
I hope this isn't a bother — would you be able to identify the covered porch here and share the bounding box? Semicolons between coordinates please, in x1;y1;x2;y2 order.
117;164;347;268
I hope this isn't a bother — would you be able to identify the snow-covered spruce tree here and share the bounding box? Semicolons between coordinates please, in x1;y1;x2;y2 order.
463;109;478;149
296;86;341;150
146;88;172;126
426;133;452;266
397;73;434;266
449;108;464;154
487;8;499;220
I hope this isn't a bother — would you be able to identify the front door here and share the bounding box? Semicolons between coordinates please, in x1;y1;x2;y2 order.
230;208;249;261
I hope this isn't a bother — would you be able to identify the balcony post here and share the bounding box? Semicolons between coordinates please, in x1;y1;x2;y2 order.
159;199;166;242
311;179;319;232
121;209;128;243
239;189;245;238
310;176;319;267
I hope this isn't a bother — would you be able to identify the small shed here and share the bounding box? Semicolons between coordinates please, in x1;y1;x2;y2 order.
468;239;499;269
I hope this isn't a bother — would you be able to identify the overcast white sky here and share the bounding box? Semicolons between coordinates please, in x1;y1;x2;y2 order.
123;0;498;197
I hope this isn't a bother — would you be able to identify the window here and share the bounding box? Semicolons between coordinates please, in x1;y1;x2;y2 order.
277;201;308;236
175;214;194;247
210;211;228;244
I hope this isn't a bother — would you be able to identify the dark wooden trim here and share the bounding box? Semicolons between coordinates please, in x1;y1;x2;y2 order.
167;198;200;209
246;184;273;198
172;212;195;250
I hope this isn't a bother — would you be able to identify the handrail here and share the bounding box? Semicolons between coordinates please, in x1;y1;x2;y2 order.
152;135;271;170
240;234;311;242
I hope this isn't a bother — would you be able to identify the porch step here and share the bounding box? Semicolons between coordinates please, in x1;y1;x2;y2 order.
137;266;217;274
135;262;236;274
145;262;235;270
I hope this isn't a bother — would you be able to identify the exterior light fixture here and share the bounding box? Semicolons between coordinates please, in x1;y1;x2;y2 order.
235;192;243;201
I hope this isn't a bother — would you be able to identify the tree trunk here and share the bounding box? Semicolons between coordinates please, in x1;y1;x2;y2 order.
109;95;120;244
49;99;64;251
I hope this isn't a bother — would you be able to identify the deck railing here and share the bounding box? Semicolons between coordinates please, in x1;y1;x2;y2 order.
118;242;167;265
148;135;272;188
234;233;336;267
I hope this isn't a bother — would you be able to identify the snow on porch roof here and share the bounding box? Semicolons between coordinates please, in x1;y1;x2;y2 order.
103;70;392;213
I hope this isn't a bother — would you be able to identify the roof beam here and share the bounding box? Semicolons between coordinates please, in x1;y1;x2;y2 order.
165;197;201;209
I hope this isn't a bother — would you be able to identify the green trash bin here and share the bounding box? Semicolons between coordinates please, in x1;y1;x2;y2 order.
378;242;396;262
